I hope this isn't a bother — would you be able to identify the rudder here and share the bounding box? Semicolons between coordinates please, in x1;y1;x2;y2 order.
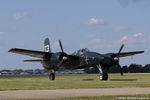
44;38;51;53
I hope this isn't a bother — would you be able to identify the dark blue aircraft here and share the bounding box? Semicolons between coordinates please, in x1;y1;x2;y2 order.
9;38;144;80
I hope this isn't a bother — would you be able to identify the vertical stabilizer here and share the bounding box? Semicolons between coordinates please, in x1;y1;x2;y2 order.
44;38;51;53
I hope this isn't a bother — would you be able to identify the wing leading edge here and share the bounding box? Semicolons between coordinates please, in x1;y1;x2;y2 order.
117;51;144;58
8;48;53;58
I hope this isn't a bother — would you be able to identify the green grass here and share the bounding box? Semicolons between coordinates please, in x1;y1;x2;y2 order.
0;74;150;90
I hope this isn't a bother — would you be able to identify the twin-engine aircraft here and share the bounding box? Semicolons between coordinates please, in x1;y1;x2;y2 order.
9;38;144;80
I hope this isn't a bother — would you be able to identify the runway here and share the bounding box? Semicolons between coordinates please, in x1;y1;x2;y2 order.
0;88;150;100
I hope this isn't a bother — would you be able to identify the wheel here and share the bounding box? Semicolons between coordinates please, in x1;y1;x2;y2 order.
49;73;55;80
99;73;108;80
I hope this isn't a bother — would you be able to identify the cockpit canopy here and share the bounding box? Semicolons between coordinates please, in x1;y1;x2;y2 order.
72;48;90;55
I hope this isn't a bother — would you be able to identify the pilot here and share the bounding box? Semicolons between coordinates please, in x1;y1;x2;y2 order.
80;49;84;56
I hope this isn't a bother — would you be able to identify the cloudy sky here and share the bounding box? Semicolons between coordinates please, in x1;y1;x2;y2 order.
0;0;150;69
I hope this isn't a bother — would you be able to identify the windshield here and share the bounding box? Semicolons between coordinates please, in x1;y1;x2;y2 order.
72;48;90;55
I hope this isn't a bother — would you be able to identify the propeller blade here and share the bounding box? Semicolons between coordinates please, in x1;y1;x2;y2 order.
57;60;64;67
117;64;123;76
118;44;124;55
59;40;64;53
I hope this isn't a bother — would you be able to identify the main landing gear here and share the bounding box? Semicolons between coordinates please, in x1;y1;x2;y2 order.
49;69;55;80
97;64;108;80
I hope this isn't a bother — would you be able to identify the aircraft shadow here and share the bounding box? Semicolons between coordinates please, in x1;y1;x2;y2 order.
82;79;137;81
82;79;95;81
109;79;137;81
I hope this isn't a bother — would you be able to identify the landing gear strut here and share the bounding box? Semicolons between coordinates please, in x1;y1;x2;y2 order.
97;64;108;80
49;69;55;80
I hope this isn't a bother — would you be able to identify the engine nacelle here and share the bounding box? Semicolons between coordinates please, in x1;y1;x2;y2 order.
50;52;68;65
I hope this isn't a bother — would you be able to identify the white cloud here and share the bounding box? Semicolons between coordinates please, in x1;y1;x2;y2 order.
0;32;4;35
120;33;146;47
121;36;128;41
88;18;104;25
121;33;144;42
13;11;28;20
133;33;143;38
114;26;127;32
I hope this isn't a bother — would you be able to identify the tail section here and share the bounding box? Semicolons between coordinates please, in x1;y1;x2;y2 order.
44;38;51;53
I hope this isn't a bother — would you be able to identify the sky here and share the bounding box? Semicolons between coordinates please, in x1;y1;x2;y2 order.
0;0;150;69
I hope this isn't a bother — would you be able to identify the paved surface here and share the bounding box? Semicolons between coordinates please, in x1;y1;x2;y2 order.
0;88;150;100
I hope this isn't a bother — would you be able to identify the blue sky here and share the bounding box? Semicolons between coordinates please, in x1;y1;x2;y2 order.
0;0;150;69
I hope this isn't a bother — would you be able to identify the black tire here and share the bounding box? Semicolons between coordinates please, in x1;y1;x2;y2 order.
100;73;108;80
49;73;55;80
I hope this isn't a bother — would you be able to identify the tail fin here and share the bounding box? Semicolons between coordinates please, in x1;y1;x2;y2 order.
44;38;51;53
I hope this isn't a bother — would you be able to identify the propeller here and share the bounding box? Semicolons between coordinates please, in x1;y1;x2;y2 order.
59;40;64;53
114;44;124;76
57;40;68;67
57;60;64;67
118;44;124;55
117;63;123;76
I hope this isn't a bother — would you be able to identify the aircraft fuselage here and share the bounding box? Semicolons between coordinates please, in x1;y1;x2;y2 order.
42;51;116;71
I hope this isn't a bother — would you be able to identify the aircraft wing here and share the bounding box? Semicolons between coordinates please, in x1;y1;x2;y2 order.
117;51;144;58
8;48;52;58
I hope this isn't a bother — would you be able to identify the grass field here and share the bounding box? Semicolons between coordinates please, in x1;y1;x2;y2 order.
0;73;150;90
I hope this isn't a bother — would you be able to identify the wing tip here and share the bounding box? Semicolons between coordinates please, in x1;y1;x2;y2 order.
140;51;145;53
8;48;17;52
8;48;13;52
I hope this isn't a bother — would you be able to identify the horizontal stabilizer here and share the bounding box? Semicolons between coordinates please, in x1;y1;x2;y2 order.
24;59;42;62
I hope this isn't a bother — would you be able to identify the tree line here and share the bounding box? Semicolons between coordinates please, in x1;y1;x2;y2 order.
84;64;150;74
